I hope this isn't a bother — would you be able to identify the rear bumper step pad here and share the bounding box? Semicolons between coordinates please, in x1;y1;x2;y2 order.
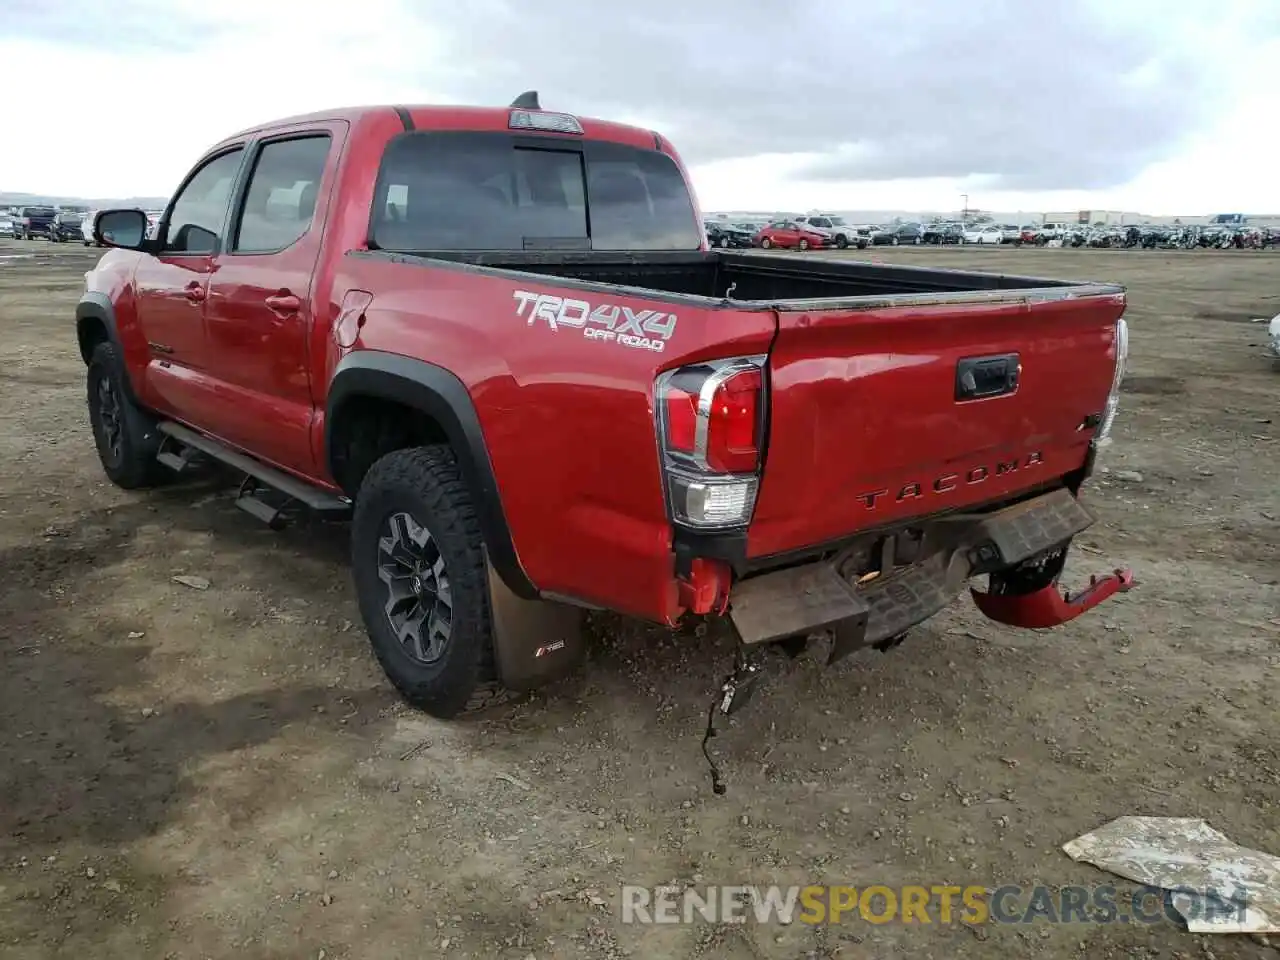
729;487;1098;657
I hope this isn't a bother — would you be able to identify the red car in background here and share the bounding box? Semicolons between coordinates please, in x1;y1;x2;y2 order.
754;220;828;250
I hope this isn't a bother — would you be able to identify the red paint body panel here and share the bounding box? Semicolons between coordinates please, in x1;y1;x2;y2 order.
972;568;1135;628
749;295;1126;558
333;255;775;620
79;101;1127;630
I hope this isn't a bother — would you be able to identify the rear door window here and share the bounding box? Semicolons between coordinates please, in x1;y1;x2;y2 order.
370;131;701;252
231;135;331;254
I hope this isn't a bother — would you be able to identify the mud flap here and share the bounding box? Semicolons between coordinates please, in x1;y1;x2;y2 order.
486;561;586;692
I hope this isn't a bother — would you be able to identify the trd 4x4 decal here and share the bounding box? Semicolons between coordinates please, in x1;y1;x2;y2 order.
513;290;676;353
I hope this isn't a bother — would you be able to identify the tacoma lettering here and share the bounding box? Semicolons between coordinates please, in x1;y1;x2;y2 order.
855;452;1045;510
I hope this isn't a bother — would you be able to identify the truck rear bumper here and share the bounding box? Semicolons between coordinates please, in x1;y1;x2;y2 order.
728;487;1116;658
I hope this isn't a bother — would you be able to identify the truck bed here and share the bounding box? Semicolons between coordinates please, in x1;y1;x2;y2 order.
358;249;1119;306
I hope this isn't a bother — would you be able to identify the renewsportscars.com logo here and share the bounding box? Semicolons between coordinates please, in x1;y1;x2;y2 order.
620;884;1250;927
513;290;677;353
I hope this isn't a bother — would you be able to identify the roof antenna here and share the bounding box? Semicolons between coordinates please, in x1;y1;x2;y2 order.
510;90;540;110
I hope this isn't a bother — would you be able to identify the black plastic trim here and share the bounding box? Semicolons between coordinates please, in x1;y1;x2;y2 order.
955;352;1020;401
672;526;749;577
326;351;537;599
741;479;1067;578
393;106;414;131
74;293;141;404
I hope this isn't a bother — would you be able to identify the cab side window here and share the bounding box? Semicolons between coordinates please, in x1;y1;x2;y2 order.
162;148;244;255
232;135;332;254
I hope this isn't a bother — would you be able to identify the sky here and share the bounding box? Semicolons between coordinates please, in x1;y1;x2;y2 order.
1;0;1278;215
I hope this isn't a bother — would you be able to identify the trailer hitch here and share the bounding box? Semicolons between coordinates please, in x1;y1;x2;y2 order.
971;568;1136;629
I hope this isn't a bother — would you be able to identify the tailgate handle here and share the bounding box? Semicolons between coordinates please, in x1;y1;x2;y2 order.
955;353;1021;401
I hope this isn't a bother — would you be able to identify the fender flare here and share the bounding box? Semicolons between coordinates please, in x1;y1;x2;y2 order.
326;351;537;600
75;292;142;404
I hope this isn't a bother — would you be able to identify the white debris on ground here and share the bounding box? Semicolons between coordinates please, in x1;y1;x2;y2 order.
1063;816;1280;933
1268;314;1280;360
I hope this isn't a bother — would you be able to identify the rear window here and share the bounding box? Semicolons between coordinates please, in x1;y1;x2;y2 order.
370;131;701;252
22;207;55;217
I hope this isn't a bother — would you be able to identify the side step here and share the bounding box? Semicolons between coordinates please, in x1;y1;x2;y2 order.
156;421;351;524
156;435;205;473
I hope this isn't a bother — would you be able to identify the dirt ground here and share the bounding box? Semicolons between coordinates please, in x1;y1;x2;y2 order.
0;239;1276;960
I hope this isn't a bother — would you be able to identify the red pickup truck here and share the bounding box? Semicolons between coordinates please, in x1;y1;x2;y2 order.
78;93;1134;720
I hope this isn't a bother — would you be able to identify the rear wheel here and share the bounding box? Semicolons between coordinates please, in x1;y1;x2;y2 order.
86;342;166;489
352;445;505;719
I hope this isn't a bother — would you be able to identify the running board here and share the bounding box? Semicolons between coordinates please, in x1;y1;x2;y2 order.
156;421;351;520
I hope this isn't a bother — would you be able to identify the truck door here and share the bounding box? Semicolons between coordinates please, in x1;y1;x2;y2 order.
133;146;246;418
201;125;344;478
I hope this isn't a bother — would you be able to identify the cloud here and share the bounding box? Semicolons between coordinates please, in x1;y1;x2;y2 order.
0;0;1275;211
401;0;1246;192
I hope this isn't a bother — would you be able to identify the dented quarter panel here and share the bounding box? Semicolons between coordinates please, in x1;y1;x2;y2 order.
336;254;776;620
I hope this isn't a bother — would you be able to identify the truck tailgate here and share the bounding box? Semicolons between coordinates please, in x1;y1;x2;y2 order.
748;291;1126;559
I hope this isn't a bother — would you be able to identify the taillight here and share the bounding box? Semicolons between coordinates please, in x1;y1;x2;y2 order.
655;356;766;529
1095;316;1128;446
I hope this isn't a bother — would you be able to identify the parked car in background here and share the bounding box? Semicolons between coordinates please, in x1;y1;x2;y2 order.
754;220;828;250
704;220;754;248
49;212;86;242
1019;225;1039;245
144;211;163;239
999;224;1021;243
921;222;963;244
794;214;867;249
888;222;924;244
962;224;1004;245
0;214;16;238
17;205;57;240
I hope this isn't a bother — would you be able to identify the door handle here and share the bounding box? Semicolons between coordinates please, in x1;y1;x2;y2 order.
955;353;1021;401
184;282;206;303
265;292;302;315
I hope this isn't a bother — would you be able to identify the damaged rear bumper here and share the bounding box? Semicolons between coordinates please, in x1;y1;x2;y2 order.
728;487;1131;661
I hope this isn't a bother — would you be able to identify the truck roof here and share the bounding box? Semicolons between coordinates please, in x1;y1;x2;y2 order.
226;103;662;152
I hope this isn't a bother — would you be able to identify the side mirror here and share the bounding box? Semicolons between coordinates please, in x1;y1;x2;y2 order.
94;209;150;250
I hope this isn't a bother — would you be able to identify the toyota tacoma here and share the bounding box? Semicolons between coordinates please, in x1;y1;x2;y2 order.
76;93;1134;721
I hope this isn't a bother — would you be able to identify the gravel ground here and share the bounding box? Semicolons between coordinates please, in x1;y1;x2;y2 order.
0;239;1277;960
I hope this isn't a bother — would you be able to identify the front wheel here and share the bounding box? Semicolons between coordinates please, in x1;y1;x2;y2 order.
835;235;848;249
798;238;810;251
86;342;166;489
760;237;772;249
352;446;505;719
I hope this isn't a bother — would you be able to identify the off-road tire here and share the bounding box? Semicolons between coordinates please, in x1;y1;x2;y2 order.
86;341;167;489
351;445;505;718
